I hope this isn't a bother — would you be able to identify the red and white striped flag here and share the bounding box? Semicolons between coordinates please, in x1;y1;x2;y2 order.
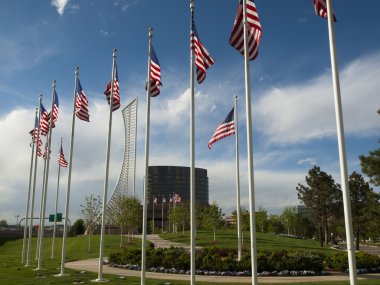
154;197;158;205
229;0;262;61
29;112;39;141
58;146;68;168
148;46;162;97
39;103;50;136
52;90;59;124
191;19;215;84
314;0;336;21
76;79;90;122
104;63;120;112
208;108;235;149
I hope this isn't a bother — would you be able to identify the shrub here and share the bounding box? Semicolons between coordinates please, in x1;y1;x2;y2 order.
326;251;380;271
109;246;325;273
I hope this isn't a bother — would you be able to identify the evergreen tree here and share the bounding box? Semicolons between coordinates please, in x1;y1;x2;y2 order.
296;166;342;246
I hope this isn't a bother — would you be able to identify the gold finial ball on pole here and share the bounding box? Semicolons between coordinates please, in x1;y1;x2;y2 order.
149;27;153;38
113;48;117;57
52;80;56;87
75;66;79;75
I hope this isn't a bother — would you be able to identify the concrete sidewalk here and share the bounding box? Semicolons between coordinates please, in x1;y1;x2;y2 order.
65;258;380;283
136;234;202;250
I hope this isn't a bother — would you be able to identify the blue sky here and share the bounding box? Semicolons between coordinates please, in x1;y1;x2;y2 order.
0;0;379;223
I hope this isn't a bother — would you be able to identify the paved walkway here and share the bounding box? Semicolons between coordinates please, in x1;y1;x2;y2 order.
135;234;202;250
65;236;380;283
65;258;380;283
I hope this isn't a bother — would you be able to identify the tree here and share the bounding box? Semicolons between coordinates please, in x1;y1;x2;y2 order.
360;148;380;186
168;203;190;235
349;171;380;249
114;195;142;247
69;219;85;236
0;220;8;227
202;202;225;242
280;206;299;235
80;194;102;252
231;207;250;231
267;214;284;234
296;166;342;247
256;206;268;233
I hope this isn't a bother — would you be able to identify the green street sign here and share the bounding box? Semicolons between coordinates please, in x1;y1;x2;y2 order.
49;213;63;222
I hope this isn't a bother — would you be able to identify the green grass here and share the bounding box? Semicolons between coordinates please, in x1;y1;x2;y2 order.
160;230;337;256
0;234;379;285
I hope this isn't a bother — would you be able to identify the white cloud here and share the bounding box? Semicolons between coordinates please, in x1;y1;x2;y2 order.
51;0;70;16
254;51;380;145
297;157;317;166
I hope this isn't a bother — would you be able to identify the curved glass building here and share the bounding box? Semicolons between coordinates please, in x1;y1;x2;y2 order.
147;166;209;205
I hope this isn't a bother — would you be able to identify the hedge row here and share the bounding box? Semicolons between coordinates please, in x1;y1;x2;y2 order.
109;247;325;273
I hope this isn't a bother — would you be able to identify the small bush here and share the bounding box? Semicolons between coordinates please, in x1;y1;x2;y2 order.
326;251;380;271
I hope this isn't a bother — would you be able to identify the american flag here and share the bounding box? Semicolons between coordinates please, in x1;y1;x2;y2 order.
154;197;158;205
39;103;50;136
148;46;162;97
42;142;50;160
174;193;181;204
29;111;39;140
208;108;235;149
76;79;90;122
104;62;120;112
191;19;215;84
229;0;262;61
314;0;336;21
162;197;167;204
37;138;43;157
52;90;59;124
58;146;68;168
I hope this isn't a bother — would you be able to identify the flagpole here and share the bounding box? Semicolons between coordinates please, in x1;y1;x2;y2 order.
141;27;153;285
96;49;117;282
51;138;62;259
26;96;42;266
35;138;48;261
21;108;38;264
242;0;258;284
37;80;57;270
57;67;79;277
234;95;242;261
189;1;196;284
153;196;156;234
325;1;357;284
161;196;164;234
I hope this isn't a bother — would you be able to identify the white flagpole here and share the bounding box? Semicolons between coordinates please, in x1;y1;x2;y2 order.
141;27;153;285
26;95;42;266
21;108;38;264
242;1;258;284
152;196;155;234
326;1;357;284
57;66;79;277
96;49;117;282
51;138;63;258
37;80;57;270
234;95;242;261
35;138;48;261
161;197;164;234
190;1;196;284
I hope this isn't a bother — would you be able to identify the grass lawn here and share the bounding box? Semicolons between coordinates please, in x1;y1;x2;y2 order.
160;229;337;256
0;234;378;285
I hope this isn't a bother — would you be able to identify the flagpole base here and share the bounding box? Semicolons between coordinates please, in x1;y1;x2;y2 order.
54;273;69;277
32;267;47;271
91;278;109;282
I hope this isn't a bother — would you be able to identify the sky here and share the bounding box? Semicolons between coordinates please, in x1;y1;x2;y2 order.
0;0;379;225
